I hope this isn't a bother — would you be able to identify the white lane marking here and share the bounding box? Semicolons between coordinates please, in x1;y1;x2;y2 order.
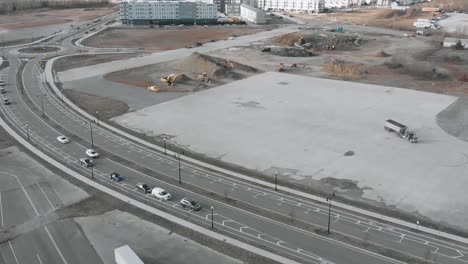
36;254;43;264
37;183;55;210
44;226;68;264
0;191;3;228
9;241;20;264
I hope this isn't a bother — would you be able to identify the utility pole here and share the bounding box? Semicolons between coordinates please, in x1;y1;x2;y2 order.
326;192;335;234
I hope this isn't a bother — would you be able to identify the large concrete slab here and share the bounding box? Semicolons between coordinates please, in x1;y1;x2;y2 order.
112;72;468;229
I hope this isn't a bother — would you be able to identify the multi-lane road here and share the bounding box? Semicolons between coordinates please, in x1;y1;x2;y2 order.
1;14;468;264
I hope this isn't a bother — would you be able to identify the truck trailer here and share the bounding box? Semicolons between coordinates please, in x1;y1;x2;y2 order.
115;245;144;264
384;119;418;143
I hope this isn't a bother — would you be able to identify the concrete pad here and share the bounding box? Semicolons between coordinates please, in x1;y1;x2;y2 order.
112;72;468;229
75;210;244;264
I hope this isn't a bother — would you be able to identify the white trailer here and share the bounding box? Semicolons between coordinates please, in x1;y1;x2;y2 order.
115;245;144;264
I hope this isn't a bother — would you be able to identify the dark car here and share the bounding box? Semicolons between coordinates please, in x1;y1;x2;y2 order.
79;158;94;167
136;182;151;193
110;172;124;182
180;198;201;211
3;98;10;105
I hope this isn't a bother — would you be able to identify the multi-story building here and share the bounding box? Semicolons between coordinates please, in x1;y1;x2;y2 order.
225;3;241;16
258;0;325;13
240;3;266;23
120;0;217;25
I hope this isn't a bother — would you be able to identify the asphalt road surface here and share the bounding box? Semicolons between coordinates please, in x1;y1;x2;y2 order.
1;16;468;264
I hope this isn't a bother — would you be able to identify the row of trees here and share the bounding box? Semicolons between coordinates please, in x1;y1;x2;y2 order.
0;0;109;13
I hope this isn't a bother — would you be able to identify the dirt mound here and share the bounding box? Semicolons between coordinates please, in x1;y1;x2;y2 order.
274;33;304;46
375;50;391;57
275;47;313;57
178;52;257;80
323;60;362;80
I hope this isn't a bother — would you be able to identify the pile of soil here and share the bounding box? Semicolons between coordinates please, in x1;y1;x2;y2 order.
274;33;364;51
323;60;363;80
375;50;391;57
275;47;313;57
178;52;257;80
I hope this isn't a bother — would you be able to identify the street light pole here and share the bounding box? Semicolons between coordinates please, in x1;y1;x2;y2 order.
211;206;214;229
91;165;94;179
178;154;181;184
275;171;278;191
163;138;166;155
89;122;94;148
326;192;335;234
26;124;29;141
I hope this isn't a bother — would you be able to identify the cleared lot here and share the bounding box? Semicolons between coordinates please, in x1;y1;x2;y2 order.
112;72;468;230
83;26;276;50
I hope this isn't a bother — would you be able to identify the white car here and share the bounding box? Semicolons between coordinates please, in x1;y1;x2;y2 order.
85;149;99;158
57;136;70;144
151;187;171;201
0;80;5;86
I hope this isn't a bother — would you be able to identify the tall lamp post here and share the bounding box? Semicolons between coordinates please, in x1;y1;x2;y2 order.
326;192;335;234
178;154;182;184
211;206;214;229
26;124;29;141
95;111;99;126
89;122;94;148
275;171;278;191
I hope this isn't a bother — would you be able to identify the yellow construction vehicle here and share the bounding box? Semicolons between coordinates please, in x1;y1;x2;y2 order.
160;73;178;86
277;63;285;72
147;86;161;92
197;72;211;83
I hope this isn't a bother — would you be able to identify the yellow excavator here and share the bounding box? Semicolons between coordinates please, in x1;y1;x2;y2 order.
147;86;161;92
160;73;178;86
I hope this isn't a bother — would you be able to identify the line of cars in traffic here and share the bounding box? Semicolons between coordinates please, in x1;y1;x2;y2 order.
0;80;11;105
57;134;202;211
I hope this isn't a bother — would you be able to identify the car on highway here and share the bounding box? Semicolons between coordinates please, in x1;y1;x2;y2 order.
151;187;171;201
0;87;6;94
85;149;99;158
3;98;10;105
110;172;124;182
57;135;70;144
180;198;201;211
79;158;94;167
136;182;151;193
0;80;5;86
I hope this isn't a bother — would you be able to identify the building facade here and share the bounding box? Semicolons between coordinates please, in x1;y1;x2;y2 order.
257;0;324;12
240;3;266;23
120;0;217;25
225;3;241;16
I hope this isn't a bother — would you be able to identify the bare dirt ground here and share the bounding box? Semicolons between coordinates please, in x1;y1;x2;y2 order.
209;29;468;97
54;53;142;72
83;26;277;50
295;9;433;32
0;7;116;30
103;52;260;93
64;89;129;120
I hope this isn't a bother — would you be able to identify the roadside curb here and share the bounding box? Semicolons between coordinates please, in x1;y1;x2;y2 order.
45;54;468;245
0;102;301;264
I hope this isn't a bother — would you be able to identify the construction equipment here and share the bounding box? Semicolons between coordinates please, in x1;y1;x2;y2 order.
384;119;418;143
160;73;178;86
277;63;285;72
147;86;161;92
197;72;211;83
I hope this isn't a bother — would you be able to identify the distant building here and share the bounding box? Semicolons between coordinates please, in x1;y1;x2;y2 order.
258;0;324;12
240;3;266;24
120;0;217;25
225;3;241;16
443;38;468;49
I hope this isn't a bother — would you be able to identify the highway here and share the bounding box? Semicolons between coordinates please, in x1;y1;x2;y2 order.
1;15;468;264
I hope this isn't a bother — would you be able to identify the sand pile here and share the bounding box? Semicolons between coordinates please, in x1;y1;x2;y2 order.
323;60;362;80
178;52;257;80
437;97;468;141
375;50;391;57
274;33;304;46
275;33;364;51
